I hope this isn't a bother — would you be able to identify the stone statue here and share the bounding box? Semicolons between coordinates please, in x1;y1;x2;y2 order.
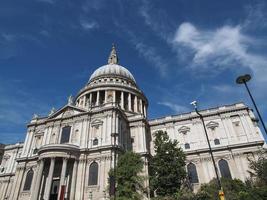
68;95;74;105
32;113;38;119
49;107;56;116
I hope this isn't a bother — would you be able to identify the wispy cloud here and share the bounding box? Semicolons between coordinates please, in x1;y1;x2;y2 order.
133;41;168;76
139;0;174;41
172;22;267;82
80;19;98;31
0;79;51;126
243;1;267;30
82;0;106;12
112;19;169;77
158;102;189;113
212;84;237;93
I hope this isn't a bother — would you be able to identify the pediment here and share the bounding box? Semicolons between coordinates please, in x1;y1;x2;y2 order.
91;119;103;127
206;121;219;129
178;126;190;134
48;105;87;119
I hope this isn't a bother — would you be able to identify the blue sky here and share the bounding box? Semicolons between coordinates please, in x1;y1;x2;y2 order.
1;0;267;144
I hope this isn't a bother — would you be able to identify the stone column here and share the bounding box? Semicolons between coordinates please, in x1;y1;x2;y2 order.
139;99;143;114
134;96;138;112
11;166;27;200
113;90;116;105
120;91;124;109
58;158;68;200
44;158;55;200
89;93;92;108
83;96;86;108
31;159;45;200
144;104;147;118
128;93;132;111
96;91;100;106
70;160;78;200
104;90;108;104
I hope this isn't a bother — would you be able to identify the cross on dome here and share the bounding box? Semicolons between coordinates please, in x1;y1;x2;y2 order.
108;43;119;64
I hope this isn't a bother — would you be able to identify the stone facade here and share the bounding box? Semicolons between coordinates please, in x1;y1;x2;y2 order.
149;103;265;191
0;46;266;200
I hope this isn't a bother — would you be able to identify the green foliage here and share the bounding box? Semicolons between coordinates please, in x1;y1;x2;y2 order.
110;151;144;200
198;178;249;200
150;141;267;200
150;130;186;197
248;154;267;186
196;177;267;200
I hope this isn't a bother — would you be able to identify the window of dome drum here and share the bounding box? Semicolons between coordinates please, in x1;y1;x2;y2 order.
23;169;34;191
187;163;199;184
89;162;98;185
60;126;71;144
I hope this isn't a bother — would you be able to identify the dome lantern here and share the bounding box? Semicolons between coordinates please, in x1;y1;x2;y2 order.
88;45;136;83
108;44;119;64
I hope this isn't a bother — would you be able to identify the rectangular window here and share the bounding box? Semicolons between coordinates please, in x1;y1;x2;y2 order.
60;126;71;144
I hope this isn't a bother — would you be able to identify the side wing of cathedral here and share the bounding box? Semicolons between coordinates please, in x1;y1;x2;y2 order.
0;46;266;200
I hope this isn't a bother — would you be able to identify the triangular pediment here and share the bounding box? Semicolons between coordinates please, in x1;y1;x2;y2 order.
48;105;87;119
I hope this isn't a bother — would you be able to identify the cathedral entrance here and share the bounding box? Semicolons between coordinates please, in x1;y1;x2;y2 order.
50;179;60;200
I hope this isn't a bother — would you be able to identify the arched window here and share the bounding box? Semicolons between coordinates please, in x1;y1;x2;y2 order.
60;126;71;144
23;169;34;191
93;138;98;146
88;162;98;185
218;159;232;179
214;138;220;145
185;143;190;149
187;163;199;183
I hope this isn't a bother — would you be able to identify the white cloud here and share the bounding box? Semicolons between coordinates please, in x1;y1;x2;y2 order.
158;102;189;113
80;20;98;30
172;22;267;82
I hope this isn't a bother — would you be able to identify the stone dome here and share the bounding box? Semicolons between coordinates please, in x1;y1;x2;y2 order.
88;44;136;83
89;64;136;83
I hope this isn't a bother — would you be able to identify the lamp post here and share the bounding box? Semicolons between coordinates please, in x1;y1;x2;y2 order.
190;101;225;200
236;74;267;135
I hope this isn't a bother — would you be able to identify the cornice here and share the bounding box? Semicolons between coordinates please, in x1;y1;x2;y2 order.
185;141;264;156
149;104;249;127
27;105;123;128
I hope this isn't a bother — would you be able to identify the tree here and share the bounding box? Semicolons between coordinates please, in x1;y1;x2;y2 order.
109;151;144;200
150;130;186;197
248;153;267;186
196;177;267;200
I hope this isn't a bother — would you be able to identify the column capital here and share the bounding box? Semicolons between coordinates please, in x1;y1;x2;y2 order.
62;157;68;161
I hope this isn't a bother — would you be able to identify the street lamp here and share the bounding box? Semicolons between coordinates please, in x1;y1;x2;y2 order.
190;101;225;200
236;74;267;135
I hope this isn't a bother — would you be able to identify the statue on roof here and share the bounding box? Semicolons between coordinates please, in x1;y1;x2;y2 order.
68;95;74;105
32;113;38;119
108;43;119;64
49;107;56;116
